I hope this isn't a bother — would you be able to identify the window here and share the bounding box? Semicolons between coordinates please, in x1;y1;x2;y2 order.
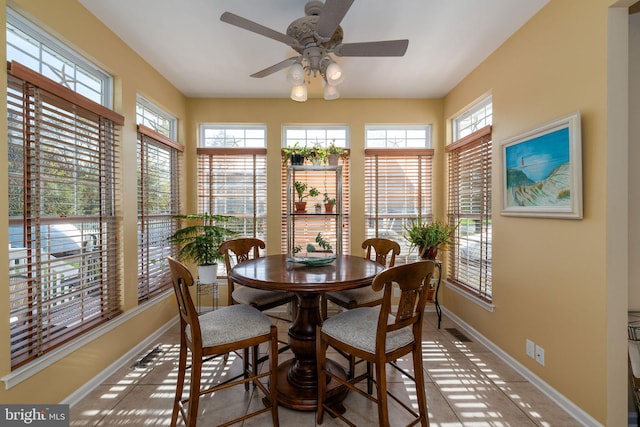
197;125;267;276
137;123;182;303
6;9;113;107
281;126;350;254
453;96;492;140
364;126;433;264
7;61;124;369
447;98;492;300
136;96;176;139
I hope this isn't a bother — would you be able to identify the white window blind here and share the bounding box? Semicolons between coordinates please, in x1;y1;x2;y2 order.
137;125;183;302
364;125;432;264
7;61;123;369
447;126;492;300
197;125;267;276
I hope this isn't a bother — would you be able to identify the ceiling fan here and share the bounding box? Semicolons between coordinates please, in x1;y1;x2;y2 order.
220;0;409;100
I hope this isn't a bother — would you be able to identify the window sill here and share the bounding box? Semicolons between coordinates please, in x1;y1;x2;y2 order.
2;290;173;390
444;280;495;312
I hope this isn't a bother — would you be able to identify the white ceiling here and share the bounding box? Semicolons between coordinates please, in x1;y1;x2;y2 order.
78;0;548;100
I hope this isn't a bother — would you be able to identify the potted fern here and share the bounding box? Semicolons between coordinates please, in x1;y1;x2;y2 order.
403;218;456;260
168;213;238;284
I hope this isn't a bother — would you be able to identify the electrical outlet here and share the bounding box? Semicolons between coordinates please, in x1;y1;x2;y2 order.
526;339;535;358
535;345;545;366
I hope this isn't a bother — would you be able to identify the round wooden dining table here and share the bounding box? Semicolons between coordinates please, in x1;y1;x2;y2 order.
229;253;385;411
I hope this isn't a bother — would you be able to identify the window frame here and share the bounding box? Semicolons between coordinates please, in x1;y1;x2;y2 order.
7;61;124;369
6;8;113;108
137;124;183;303
446;125;493;301
364;125;433;265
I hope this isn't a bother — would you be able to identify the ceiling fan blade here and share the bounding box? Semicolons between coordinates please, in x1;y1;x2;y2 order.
333;39;409;57
220;12;298;48
315;0;355;41
250;57;300;78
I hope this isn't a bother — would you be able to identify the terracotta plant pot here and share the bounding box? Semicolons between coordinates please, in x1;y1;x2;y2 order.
324;203;335;213
294;201;307;213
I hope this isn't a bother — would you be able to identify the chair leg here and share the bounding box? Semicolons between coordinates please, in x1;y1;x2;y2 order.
171;338;187;427
243;347;250;391
375;360;390;427
412;346;430;426
366;361;373;395
269;326;280;426
320;296;328;320
316;329;328;424
187;350;202;427
252;344;259;386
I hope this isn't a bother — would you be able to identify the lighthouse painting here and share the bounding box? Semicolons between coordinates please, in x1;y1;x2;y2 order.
501;113;582;219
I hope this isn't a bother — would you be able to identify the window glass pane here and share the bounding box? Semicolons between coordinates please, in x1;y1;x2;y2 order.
453;96;493;141
6;9;112;107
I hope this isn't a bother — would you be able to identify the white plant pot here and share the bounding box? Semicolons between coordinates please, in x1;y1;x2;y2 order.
197;264;218;284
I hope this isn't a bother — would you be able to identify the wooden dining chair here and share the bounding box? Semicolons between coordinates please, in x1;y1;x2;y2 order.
219;237;297;322
317;260;435;427
321;238;400;383
321;238;400;319
167;257;279;427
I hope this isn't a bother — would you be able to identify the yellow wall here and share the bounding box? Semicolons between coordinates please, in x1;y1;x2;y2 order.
0;0;187;403
443;0;625;424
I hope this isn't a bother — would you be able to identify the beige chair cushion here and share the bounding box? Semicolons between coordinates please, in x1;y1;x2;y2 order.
186;304;272;347
321;307;414;354
232;286;294;306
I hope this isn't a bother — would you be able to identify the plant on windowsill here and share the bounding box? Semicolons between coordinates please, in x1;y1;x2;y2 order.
327;141;348;165
167;213;238;284
282;141;305;165
307;143;327;165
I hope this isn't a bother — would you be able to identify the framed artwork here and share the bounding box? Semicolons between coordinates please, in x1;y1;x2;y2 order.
501;112;582;219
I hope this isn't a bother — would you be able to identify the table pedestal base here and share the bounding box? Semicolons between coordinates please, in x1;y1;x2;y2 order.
275;358;348;411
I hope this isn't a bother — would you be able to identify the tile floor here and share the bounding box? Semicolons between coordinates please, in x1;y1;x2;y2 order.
70;311;581;426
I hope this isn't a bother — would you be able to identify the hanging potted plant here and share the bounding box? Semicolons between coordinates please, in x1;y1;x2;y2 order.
323;192;336;213
167;213;238;284
403;218;456;260
294;181;319;213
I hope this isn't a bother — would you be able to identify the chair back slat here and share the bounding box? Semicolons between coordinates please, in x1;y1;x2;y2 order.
167;256;201;342
362;238;401;268
219;238;265;306
372;260;435;336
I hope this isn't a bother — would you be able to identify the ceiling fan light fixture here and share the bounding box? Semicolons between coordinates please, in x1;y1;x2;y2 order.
325;62;343;86
286;63;305;85
323;83;340;101
290;84;308;102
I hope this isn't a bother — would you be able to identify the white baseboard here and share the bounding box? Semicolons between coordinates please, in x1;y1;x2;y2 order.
62;315;178;407
442;308;603;427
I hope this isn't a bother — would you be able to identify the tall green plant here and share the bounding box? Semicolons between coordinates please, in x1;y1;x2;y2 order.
168;213;238;265
403;218;456;257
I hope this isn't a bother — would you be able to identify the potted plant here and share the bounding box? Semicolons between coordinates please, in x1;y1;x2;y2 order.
307;144;327;165
323;192;336;213
282;142;305;165
327;141;348;165
167;213;238;284
403;218;456;260
294;181;319;212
